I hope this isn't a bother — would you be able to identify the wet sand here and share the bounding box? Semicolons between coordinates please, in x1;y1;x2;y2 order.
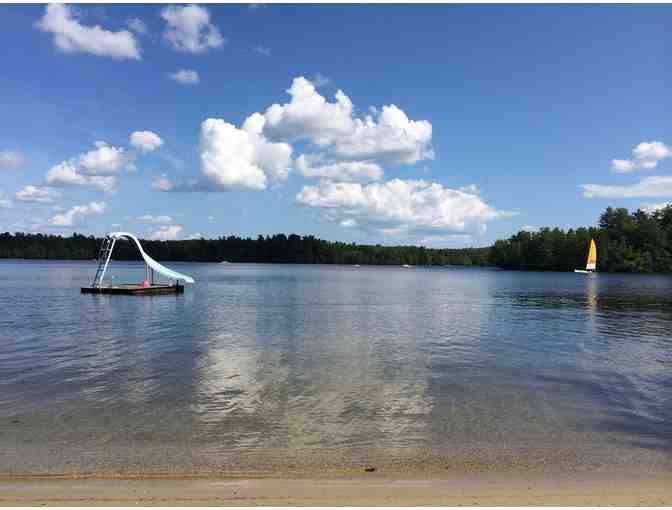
2;443;672;505
2;472;671;506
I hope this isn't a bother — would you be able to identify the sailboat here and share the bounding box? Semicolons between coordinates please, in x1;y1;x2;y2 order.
574;238;597;274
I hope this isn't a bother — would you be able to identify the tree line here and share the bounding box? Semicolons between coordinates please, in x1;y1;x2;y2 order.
3;205;672;272
490;205;672;272
0;232;490;267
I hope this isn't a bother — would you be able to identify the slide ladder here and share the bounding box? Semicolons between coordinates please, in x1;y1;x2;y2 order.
92;236;116;288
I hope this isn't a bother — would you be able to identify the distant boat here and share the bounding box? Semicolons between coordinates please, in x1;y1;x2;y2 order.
220;260;231;264
354;264;360;267
574;238;597;274
402;264;412;268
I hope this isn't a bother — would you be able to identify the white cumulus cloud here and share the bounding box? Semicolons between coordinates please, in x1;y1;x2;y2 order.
611;141;672;173
169;69;200;84
44;135;155;193
161;4;225;53
262;76;433;165
45;160;116;192
137;214;173;224
0;149;25;170
159;116;292;192
581;176;672;198
201;115;292;190
78;141;130;174
150;224;183;240
15;185;62;204
130;131;163;152
49;201;106;227
296;178;510;238
36;4;141;60
295;154;382;182
263;76;355;145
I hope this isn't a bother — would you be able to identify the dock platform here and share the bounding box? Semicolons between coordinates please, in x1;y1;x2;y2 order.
81;284;184;295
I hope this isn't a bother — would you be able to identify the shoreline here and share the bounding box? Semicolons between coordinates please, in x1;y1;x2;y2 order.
2;471;671;506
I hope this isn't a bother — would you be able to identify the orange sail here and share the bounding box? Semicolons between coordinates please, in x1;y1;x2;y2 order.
586;238;597;271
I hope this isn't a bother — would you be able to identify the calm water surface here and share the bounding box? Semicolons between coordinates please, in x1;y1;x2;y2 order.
1;260;671;474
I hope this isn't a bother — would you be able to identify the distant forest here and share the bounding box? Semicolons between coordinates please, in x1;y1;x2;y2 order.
0;232;490;267
490;205;672;273
2;205;672;272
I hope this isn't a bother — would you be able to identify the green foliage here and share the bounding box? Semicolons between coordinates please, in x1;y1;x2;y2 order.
490;205;672;273
5;205;672;272
0;231;490;267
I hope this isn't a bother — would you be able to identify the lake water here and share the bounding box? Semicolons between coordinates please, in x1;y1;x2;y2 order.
1;260;671;475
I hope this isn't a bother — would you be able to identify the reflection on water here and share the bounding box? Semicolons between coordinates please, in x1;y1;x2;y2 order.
1;261;672;473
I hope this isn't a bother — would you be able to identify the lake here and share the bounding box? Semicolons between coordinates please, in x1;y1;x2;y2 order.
1;260;671;475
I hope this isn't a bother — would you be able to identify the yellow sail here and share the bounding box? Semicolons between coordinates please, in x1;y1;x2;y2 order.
586;238;597;271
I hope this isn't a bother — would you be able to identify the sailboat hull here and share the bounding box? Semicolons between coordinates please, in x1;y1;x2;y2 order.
574;238;598;274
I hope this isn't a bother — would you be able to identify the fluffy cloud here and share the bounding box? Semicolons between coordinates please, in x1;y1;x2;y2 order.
150;224;183;240
15;185;62;204
332;105;434;164
262;77;433;165
44;135;155;192
296;178;510;238
295;154;382;182
159;116;292;192
45;160;116;192
201;115;292;189
78;141;129;174
36;4;141;60
0;149;25;170
161;5;225;53
581;176;672;198
155;76;436;195
130;131;163;152
137;214;173;224
611;141;672;173
263;77;355;145
169;69;200;84
49;201;106;227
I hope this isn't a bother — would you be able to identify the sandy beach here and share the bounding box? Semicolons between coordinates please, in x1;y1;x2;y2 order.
2;471;672;506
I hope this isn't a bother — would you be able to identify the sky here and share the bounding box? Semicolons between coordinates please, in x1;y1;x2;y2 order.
0;3;670;246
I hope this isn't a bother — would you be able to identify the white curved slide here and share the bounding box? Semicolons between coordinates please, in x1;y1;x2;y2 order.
109;232;195;284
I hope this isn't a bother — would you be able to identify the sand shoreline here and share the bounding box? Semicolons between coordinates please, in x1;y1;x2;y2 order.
3;443;671;504
2;471;671;506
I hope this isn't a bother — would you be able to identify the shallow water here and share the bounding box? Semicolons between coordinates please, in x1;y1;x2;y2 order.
1;260;671;474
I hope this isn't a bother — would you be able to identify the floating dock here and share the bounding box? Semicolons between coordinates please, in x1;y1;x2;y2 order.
81;283;184;295
82;232;194;296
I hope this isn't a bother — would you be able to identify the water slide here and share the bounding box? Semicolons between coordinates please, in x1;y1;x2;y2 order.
109;232;195;284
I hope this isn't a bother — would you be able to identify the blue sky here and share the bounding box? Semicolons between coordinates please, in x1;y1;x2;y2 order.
0;4;670;246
